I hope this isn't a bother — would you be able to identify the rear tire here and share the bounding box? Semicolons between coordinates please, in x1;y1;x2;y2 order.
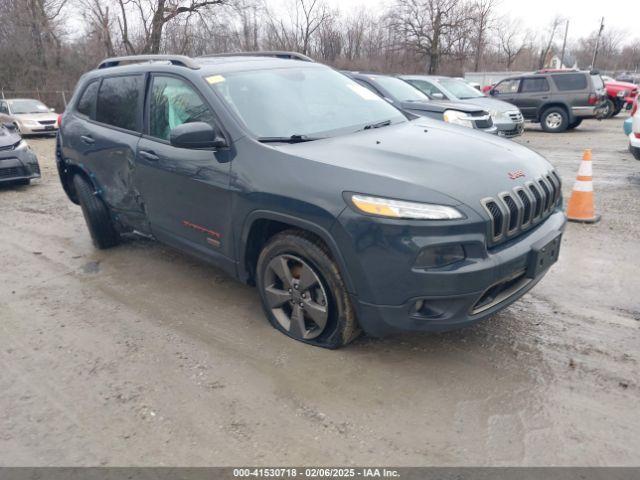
631;146;640;161
73;174;120;249
541;107;569;133
256;230;361;349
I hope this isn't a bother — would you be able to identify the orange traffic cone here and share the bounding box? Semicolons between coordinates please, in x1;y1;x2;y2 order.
566;149;600;223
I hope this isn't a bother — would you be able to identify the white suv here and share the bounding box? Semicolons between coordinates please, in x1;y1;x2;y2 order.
630;97;640;160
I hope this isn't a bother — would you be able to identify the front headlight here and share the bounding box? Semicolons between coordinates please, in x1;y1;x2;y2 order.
443;110;474;128
350;194;464;220
22;119;40;127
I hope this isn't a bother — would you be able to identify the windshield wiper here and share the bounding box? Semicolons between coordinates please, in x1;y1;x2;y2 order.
257;134;319;144
362;119;392;130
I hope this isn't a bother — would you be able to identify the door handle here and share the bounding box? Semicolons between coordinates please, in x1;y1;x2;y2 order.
81;135;94;145
139;150;160;162
541;96;549;100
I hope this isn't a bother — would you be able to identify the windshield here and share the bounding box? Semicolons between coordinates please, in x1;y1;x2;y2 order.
207;67;406;139
439;78;484;99
371;76;429;102
8;99;49;114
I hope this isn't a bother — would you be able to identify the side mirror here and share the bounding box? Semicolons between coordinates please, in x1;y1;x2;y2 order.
169;122;227;149
3;122;17;132
431;92;445;100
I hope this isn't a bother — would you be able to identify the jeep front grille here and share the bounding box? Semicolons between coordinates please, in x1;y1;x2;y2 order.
481;171;561;246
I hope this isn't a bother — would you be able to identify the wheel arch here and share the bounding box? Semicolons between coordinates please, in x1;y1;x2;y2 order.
238;211;355;294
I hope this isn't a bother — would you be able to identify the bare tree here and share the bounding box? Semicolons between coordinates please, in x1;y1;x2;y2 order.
470;0;495;71
537;15;563;69
391;0;469;74
496;15;527;69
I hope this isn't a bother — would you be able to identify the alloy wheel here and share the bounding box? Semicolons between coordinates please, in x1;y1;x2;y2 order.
545;113;563;129
263;254;329;340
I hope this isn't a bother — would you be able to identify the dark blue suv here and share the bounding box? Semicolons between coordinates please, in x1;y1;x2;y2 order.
57;53;566;348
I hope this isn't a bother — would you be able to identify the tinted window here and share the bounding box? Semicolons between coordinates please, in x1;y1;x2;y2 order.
521;78;550;93
552;73;588;91
149;76;217;141
96;75;143;131
408;79;446;98
494;79;520;94
76;81;99;119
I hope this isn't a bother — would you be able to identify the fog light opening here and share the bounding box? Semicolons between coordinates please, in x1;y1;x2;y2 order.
413;299;446;319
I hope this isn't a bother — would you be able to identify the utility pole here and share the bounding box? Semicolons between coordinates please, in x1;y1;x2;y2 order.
591;17;605;69
560;20;569;68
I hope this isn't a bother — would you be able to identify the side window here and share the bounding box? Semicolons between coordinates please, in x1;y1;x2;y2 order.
149;75;217;141
76;80;99;119
0;102;8;114
552;74;588;91
494;79;520;94
96;75;143;131
521;78;550;93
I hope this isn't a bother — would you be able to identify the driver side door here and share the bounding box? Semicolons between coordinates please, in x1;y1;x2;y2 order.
135;73;235;273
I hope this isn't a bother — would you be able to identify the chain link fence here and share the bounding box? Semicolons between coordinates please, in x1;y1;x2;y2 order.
0;89;72;113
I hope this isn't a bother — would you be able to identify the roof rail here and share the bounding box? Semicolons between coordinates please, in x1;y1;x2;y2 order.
97;55;201;70
202;51;314;62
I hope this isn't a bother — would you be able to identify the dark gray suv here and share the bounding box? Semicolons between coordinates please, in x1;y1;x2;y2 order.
489;70;607;133
57;53;566;348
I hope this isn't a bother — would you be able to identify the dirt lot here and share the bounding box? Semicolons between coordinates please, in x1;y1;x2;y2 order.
1;117;639;466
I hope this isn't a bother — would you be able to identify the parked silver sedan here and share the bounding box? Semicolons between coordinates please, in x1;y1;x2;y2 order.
401;75;525;138
0;98;59;135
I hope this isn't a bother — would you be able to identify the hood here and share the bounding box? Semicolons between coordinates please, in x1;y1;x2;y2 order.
400;100;486;115
276;119;553;210
13;112;58;122
606;80;637;90
451;96;520;113
0;126;21;148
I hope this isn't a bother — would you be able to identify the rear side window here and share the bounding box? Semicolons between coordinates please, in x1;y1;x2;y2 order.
521;78;550;93
552;74;588;91
96;75;143;131
76;81;99;119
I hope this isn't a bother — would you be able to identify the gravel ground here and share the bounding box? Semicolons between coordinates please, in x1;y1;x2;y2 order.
0;116;638;466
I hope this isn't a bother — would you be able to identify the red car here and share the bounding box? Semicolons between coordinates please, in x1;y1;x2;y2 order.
602;76;638;118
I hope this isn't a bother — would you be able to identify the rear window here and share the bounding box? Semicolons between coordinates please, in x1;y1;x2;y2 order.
96;75;143;131
552;73;588;91
76;81;99;119
591;74;604;90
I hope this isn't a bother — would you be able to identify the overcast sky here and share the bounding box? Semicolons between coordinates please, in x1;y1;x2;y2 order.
321;0;639;43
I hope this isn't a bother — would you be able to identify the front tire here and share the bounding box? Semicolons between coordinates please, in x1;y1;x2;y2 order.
256;230;361;348
73;174;120;249
541;107;569;133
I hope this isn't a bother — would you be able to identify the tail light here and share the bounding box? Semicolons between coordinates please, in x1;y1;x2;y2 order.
588;93;598;105
57;114;62;128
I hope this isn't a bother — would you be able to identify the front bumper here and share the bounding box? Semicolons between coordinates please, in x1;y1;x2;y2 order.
18;123;58;135
495;121;524;138
0;144;41;183
334;208;566;336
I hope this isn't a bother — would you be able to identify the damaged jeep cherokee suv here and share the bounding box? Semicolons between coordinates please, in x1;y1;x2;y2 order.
57;53;566;348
